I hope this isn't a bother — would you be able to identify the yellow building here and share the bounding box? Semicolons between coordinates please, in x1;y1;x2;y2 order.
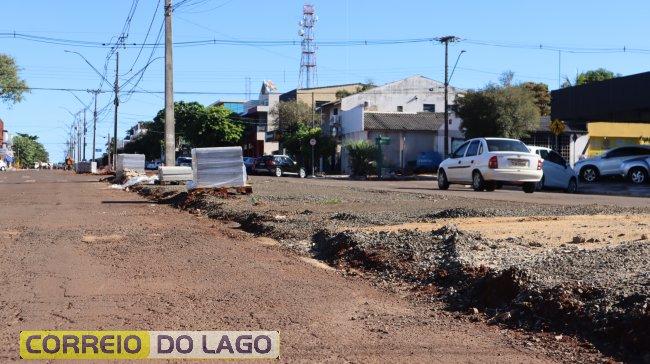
587;122;650;156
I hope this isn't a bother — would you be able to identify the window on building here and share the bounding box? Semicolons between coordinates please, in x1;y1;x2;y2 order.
397;106;403;112
423;104;436;112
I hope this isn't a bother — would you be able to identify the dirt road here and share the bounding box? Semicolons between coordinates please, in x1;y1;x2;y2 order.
0;170;564;362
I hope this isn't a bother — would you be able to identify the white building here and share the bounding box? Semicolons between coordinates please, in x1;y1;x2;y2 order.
124;122;149;144
322;76;465;173
241;81;281;157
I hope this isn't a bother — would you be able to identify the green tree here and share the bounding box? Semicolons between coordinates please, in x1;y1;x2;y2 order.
456;84;540;139
270;100;316;131
562;68;620;87
0;54;28;105
345;140;378;177
151;101;244;149
520;82;551;116
13;134;48;167
282;124;336;169
576;68;618;85
185;105;244;147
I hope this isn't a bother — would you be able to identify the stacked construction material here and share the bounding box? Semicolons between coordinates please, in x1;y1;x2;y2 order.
158;166;193;184
116;154;145;175
75;161;95;174
189;146;246;189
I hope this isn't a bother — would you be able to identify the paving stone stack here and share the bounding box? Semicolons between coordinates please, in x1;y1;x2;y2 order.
116;154;145;175
190;147;246;189
158;166;193;184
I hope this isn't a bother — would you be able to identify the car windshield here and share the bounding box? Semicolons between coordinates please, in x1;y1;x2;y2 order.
486;139;529;153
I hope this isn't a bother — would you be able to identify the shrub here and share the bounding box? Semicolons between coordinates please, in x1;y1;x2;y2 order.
346;140;378;177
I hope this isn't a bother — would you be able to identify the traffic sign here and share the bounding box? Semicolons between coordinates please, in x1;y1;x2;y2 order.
309;138;317;146
375;136;391;145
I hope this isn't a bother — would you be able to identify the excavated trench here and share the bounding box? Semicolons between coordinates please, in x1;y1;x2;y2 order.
134;185;649;362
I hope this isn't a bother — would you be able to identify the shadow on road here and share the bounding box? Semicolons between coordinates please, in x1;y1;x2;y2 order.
101;200;155;204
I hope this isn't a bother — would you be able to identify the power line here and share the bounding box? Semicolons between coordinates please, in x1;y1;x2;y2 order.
124;0;162;74
24;86;453;95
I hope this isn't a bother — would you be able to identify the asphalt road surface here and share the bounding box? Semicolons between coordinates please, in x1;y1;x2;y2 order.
0;170;603;362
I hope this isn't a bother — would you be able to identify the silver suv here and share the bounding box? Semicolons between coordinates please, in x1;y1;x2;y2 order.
574;145;650;182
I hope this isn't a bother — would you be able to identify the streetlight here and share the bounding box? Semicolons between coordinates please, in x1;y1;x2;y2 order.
61;107;82;163
64;50;111;84
66;91;90;161
64;50;106;164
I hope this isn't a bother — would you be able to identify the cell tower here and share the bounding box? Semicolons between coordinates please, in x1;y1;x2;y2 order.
298;4;318;89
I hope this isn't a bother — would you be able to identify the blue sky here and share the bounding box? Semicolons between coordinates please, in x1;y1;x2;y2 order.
2;0;649;161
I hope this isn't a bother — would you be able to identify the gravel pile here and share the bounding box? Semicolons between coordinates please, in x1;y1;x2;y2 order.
420;205;648;220
313;227;649;361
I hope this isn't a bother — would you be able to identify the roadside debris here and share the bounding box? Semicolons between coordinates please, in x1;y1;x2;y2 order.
110;172;158;189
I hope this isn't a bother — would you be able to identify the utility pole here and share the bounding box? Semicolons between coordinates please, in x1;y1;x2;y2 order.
92;90;98;162
164;0;176;167
438;35;459;157
82;109;87;161
113;51;119;169
107;133;111;167
77;117;82;164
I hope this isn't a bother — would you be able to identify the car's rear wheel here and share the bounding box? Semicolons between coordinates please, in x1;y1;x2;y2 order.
472;171;485;191
580;166;599;183
298;168;306;178
274;167;283;177
566;177;578;193
536;176;545;191
522;182;535;193
437;169;449;190
628;167;647;184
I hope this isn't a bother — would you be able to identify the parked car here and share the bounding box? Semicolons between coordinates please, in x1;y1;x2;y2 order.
619;156;650;184
438;138;543;193
254;155;306;178
574;145;650;182
528;146;578;193
145;161;162;170
243;157;256;174
176;157;192;167
0;160;6;171
414;151;443;173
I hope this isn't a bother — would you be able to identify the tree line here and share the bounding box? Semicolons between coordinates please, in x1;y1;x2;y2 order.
456;68;619;140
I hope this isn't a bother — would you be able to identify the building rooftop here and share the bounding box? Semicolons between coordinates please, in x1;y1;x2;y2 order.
364;112;444;132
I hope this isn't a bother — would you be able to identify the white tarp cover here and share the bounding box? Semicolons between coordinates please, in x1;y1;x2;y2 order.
116;154;145;174
189;146;246;189
158;166;193;182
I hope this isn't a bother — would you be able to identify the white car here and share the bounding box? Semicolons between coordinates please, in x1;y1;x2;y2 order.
438;138;543;193
528;146;578;193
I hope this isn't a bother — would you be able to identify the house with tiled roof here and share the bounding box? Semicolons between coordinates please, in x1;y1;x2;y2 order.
320;76;465;174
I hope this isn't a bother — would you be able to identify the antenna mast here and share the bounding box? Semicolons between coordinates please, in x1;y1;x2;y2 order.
298;4;317;89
